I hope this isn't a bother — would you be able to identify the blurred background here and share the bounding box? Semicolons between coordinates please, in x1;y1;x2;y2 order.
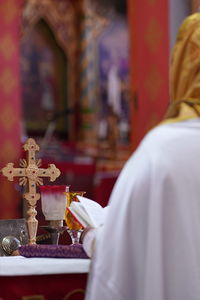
0;0;197;219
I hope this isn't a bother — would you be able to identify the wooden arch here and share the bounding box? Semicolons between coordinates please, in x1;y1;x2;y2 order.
21;0;83;140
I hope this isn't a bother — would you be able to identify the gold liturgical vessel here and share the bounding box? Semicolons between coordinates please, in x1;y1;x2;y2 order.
1;138;61;245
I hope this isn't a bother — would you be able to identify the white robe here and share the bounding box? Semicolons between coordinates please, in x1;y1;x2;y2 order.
85;119;200;300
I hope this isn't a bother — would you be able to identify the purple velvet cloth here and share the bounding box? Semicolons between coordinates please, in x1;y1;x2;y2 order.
19;244;88;259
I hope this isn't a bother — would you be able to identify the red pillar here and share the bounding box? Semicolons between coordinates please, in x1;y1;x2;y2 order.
128;0;170;149
192;0;200;12
0;0;22;218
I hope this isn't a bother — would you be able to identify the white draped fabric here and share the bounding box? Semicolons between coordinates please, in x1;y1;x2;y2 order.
85;119;200;300
0;256;90;276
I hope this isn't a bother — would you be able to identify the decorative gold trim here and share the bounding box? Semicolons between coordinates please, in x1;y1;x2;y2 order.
22;295;45;300
63;289;85;300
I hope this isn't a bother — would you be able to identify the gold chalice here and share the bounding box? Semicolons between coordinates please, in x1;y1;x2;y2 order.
65;191;86;244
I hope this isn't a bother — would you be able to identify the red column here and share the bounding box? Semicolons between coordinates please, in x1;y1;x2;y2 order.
192;0;200;11
0;0;22;218
128;0;170;149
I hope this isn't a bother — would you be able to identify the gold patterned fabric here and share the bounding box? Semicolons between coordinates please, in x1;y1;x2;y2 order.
166;12;200;122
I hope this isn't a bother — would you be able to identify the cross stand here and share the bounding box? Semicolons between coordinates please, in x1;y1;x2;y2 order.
1;138;61;244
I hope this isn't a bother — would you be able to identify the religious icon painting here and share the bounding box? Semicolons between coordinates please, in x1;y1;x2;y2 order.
20;19;68;138
96;16;130;147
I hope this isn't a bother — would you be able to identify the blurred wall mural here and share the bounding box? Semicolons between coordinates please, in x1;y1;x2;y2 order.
0;0;129;218
78;1;130;161
97;17;130;152
21;19;67;136
21;0;130;162
21;0;81;144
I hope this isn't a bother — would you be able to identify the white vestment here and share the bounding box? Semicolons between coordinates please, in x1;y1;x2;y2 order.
85;119;200;300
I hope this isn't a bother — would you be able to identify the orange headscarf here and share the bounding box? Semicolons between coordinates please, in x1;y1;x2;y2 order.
165;12;200;122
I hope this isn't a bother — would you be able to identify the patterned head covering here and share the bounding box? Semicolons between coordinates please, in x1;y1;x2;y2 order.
165;13;200;121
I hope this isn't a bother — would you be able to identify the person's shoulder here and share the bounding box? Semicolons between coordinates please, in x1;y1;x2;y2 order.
143;119;200;146
126;124;170;166
140;123;173;148
139;119;200;159
136;122;184;164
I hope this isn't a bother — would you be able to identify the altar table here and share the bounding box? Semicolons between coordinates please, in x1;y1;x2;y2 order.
0;256;90;300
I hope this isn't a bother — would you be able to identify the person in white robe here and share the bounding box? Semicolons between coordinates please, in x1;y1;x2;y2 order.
83;12;200;300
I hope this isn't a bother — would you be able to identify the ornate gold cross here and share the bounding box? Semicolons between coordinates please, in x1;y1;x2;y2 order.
1;138;61;244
